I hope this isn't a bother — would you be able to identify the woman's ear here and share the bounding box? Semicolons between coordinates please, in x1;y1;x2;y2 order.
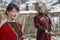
7;11;8;13
6;11;9;16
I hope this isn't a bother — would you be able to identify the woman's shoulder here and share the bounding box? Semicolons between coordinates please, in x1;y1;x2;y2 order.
1;22;9;28
0;22;10;32
17;22;22;30
17;22;22;26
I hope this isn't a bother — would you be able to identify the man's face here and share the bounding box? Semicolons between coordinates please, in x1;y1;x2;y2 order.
39;8;45;13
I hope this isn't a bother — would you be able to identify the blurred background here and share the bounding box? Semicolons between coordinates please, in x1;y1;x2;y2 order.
0;0;60;40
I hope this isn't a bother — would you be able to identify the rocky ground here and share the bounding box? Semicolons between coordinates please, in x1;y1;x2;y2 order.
24;36;60;40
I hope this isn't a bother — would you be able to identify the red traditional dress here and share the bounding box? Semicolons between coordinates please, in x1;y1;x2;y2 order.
0;22;24;40
34;13;52;40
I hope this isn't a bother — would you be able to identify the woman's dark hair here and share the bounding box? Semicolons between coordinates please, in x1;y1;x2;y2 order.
5;3;20;15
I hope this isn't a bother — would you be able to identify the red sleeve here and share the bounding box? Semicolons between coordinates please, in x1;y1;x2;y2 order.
33;15;42;28
18;23;24;40
0;26;7;40
33;16;45;32
34;18;40;28
18;23;22;31
19;37;24;40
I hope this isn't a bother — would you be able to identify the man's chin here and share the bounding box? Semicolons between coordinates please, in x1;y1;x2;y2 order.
41;12;45;14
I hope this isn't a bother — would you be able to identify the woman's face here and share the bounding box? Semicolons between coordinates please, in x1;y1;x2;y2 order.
7;8;19;20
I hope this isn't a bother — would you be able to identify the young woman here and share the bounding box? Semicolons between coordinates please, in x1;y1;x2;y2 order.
0;3;24;40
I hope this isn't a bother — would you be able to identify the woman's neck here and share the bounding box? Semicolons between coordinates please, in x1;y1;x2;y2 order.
7;17;16;22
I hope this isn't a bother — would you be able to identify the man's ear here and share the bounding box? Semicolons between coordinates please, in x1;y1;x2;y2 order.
39;10;42;12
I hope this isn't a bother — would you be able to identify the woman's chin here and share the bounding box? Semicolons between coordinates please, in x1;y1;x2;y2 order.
12;17;17;20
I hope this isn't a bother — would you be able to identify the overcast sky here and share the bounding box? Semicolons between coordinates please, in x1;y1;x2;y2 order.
0;0;59;4
5;0;29;4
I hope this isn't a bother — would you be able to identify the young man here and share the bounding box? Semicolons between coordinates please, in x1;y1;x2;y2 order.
34;6;53;40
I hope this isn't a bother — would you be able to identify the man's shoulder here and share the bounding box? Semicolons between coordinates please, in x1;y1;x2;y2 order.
34;14;42;19
34;14;39;17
